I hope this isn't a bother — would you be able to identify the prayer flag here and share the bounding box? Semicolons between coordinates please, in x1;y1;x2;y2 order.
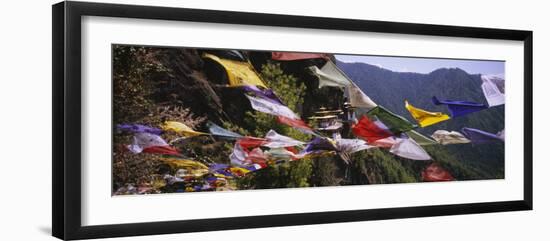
228;167;251;177
352;115;393;143
348;84;378;110
461;127;504;144
422;163;454;182
248;147;268;163
308;61;352;88
207;121;243;139
406;130;437;146
432;96;488;118
161;121;208;137
160;158;209;170
276;116;314;134
271;52;329;61
237;137;268;149
230;142;248;166
242;85;283;105
116;124;163;135
127;132;170;153
367;106;416;134
481;75;505;107
263;130;305;148
142;145;181;156
202;53;267;88
336;138;374;154
304;137;337;153
431;130;471;145
389;137;431;160
246;94;300;120
405;100;450;128
371;136;398;149
497;129;505;141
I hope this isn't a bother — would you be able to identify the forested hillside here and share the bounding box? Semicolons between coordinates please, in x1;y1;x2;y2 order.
337;61;504;178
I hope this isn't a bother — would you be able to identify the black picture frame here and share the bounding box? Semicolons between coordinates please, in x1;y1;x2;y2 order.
52;1;533;240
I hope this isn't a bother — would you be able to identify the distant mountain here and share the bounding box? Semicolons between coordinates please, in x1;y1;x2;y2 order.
337;61;505;176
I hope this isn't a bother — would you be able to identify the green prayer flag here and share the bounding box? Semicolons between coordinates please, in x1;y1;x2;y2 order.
406;130;437;146
367;106;416;134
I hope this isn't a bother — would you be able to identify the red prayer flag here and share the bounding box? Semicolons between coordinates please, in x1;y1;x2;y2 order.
422;163;454;182
352;115;394;143
277;116;312;130
271;52;329;61
237;137;268;150
370;136;398;149
142;145;181;156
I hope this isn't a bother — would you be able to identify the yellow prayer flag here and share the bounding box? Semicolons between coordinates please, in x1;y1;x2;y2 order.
161;121;208;137
228;167;251;176
202;53;267;88
159;158;210;170
405;101;450;127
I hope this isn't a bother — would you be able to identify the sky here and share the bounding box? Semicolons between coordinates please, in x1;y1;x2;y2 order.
335;54;504;76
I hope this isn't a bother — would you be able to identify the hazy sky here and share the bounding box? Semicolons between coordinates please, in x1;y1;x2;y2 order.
335;55;504;76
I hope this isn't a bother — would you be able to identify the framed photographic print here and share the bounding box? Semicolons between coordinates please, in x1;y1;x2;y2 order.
52;1;533;240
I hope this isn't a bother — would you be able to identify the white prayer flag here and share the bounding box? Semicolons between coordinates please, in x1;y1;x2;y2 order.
348;84;378;110
309;61;352;88
336;138;374;154
431;130;471;145
245;94;299;120
263;130;305;148
481;75;505;107
127;132;169;153
389;137;431;160
229;143;248;167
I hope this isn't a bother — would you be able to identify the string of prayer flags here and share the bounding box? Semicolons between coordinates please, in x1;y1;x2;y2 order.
461;127;504;144
271;52;329;61
263;130;305;148
432;96;488;118
422;163;454;182
242;85;283;105
352;115;393;143
202;53;267;88
389;136;431;160
308;60;352;89
367;106;416;134
207;121;243;140
481;75;505;107
406;130;437;146
246;94;300;120
116;124;163;135
431;130;471;145
161;121;208;137
405;100;450;128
